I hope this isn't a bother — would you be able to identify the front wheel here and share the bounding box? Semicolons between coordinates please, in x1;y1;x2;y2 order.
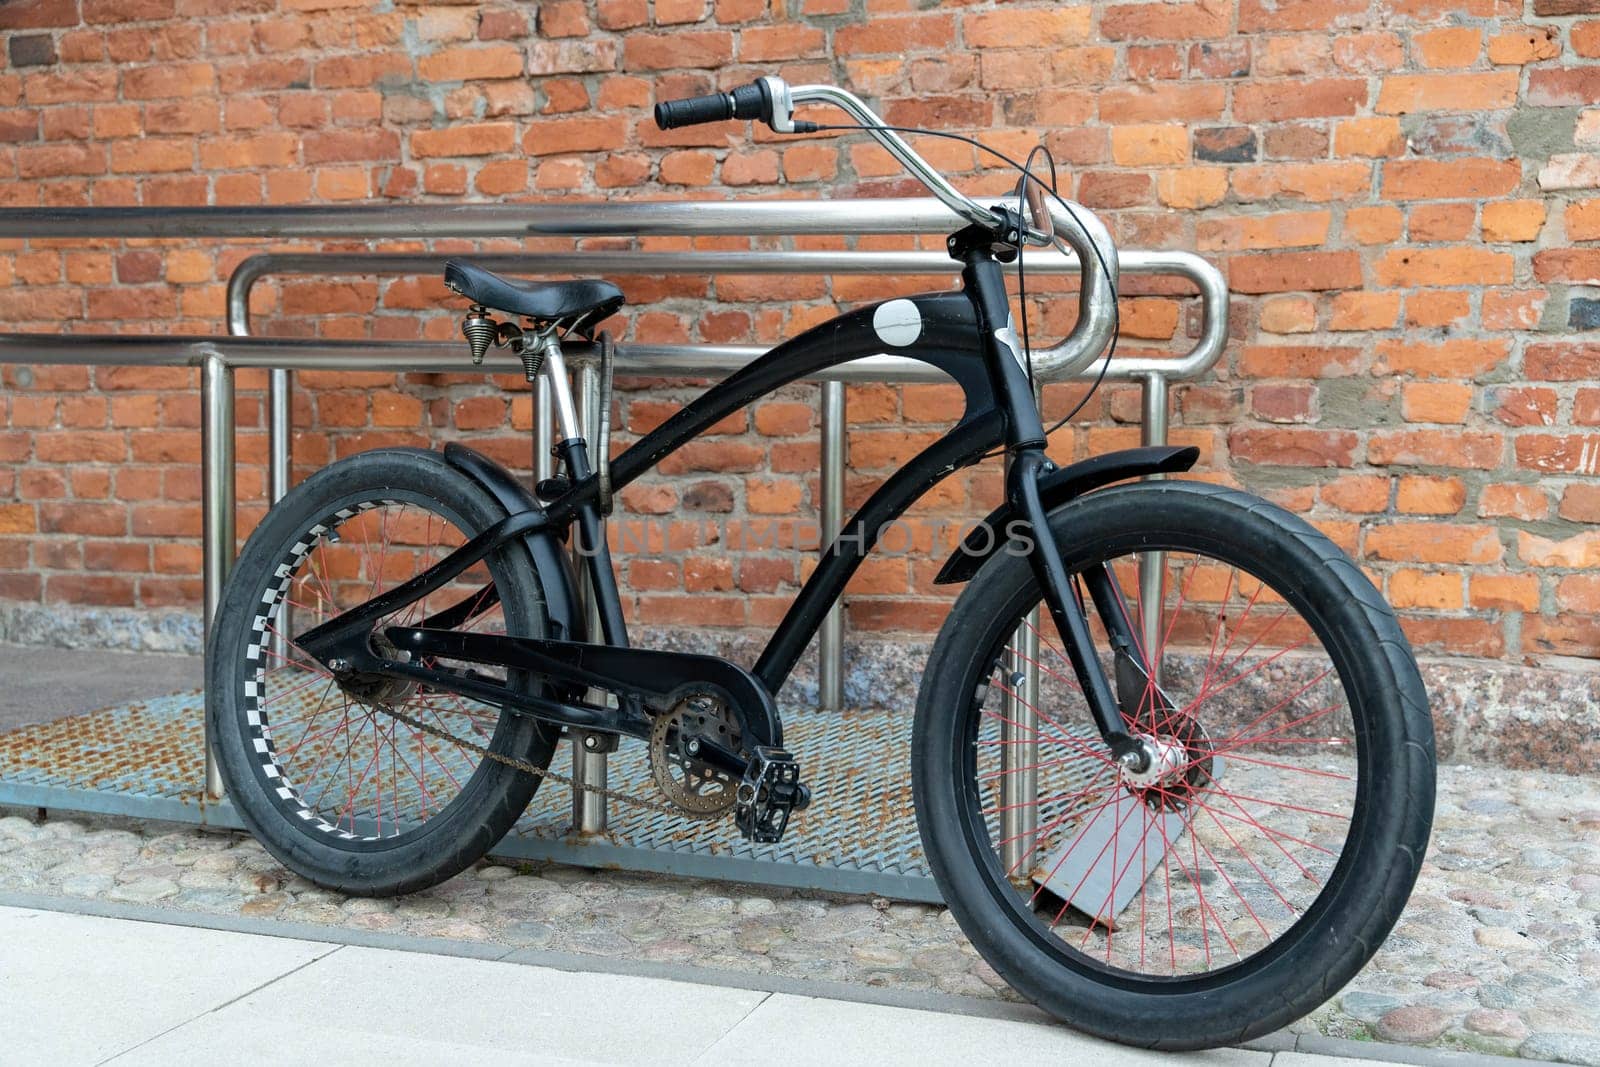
913;480;1435;1049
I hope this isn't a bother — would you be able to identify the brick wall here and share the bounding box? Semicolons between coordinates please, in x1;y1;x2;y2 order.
1;0;1599;669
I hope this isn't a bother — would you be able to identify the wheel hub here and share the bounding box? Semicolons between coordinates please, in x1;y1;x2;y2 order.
1119;717;1215;810
337;635;419;705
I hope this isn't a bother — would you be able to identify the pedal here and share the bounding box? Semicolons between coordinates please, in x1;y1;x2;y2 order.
734;746;808;844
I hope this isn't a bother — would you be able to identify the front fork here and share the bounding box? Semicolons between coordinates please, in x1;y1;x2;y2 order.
1006;447;1158;773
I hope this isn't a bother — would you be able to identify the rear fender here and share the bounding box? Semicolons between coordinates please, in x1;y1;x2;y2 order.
443;442;585;643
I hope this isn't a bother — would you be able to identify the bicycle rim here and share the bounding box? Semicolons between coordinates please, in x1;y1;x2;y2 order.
967;544;1365;982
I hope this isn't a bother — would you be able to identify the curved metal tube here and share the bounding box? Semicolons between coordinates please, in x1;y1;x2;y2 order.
0;199;1044;239
226;246;1212;386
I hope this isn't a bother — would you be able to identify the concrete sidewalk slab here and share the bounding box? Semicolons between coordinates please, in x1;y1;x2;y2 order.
0;902;1464;1067
695;990;1268;1066
119;943;769;1066
0;906;331;1065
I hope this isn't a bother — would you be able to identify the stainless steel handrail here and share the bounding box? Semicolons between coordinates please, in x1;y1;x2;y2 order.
225;247;1221;380
0;197;1227;836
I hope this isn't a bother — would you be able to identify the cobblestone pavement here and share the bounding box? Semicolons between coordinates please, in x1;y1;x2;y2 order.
2;761;1596;1063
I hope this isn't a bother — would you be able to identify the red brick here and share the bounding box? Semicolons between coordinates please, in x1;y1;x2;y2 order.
623;30;733;69
1510;431;1600;473
418;45;524;82
1525;344;1600;382
1373;248;1513;287
1383;158;1521;201
1374;339;1508;380
1235;79;1366;122
1229;428;1357;467
1367;524;1502;565
1099;83;1225;124
1376;72;1519;113
1228;251;1362;294
1527;67;1600;107
1238;0;1366;30
1369;431;1503;469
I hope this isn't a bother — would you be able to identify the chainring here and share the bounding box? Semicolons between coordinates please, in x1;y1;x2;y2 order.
649;695;742;818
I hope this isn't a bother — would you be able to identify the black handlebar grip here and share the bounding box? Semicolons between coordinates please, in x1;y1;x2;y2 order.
654;92;735;130
654;81;771;130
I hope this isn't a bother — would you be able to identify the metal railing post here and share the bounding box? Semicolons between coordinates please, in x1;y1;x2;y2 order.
269;370;292;503
818;381;845;711
200;354;235;801
571;359;608;835
1138;373;1171;680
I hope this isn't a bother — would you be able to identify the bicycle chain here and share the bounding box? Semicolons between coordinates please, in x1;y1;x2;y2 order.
372;701;687;818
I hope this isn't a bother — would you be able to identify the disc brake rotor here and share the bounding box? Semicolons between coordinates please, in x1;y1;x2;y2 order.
649;695;742;818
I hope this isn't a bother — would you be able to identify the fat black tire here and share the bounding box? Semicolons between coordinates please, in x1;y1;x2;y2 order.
912;480;1436;1049
206;448;558;896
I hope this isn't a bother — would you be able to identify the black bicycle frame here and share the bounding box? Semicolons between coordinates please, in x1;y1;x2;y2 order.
297;226;1151;761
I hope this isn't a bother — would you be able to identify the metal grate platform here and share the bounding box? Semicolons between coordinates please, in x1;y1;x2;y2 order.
0;693;942;902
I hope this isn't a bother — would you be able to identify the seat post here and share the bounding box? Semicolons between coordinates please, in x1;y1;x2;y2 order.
528;328;583;445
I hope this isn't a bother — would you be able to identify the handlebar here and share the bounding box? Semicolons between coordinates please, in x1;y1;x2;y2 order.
651;76;1121;381
653;78;1044;241
654;82;770;130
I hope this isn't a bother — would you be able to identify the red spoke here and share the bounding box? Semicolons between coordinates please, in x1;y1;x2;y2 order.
1148;798;1213;968
1216;792;1351;822
338;729;387;833
1215;751;1351;782
1199;805;1298;919
1206;701;1345;758
1151;800;1178;972
375;506;394;602
1154;784;1271;941
1206;577;1265;685
263;666;340;708
1195;788;1331;871
1171;665;1330;782
1186;804;1239;959
978;751;1101;781
1018;621;1085;696
1042;792;1144;921
1016;783;1126;891
372;717;451;819
278;596;332;619
986;774;1115;823
1078;800;1167;949
1204;793;1325;885
1193;567;1236;709
988;683;1117;767
261;645;329;678
276;706;371;761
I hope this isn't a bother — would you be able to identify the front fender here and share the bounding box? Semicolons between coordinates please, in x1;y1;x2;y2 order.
932;445;1200;585
443;442;585;643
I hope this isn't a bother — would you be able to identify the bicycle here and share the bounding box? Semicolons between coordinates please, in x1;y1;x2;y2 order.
206;76;1437;1049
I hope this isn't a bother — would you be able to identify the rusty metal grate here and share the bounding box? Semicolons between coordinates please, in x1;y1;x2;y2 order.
0;692;959;901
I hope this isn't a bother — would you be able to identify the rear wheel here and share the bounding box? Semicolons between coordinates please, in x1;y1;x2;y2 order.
913;481;1435;1049
206;448;559;896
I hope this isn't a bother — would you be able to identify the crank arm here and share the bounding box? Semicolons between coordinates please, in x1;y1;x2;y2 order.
1006;449;1141;763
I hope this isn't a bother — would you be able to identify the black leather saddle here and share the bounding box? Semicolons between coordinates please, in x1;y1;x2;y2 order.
444;259;625;331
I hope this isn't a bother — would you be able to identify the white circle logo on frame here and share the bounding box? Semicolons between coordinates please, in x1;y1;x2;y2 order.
873;299;922;347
